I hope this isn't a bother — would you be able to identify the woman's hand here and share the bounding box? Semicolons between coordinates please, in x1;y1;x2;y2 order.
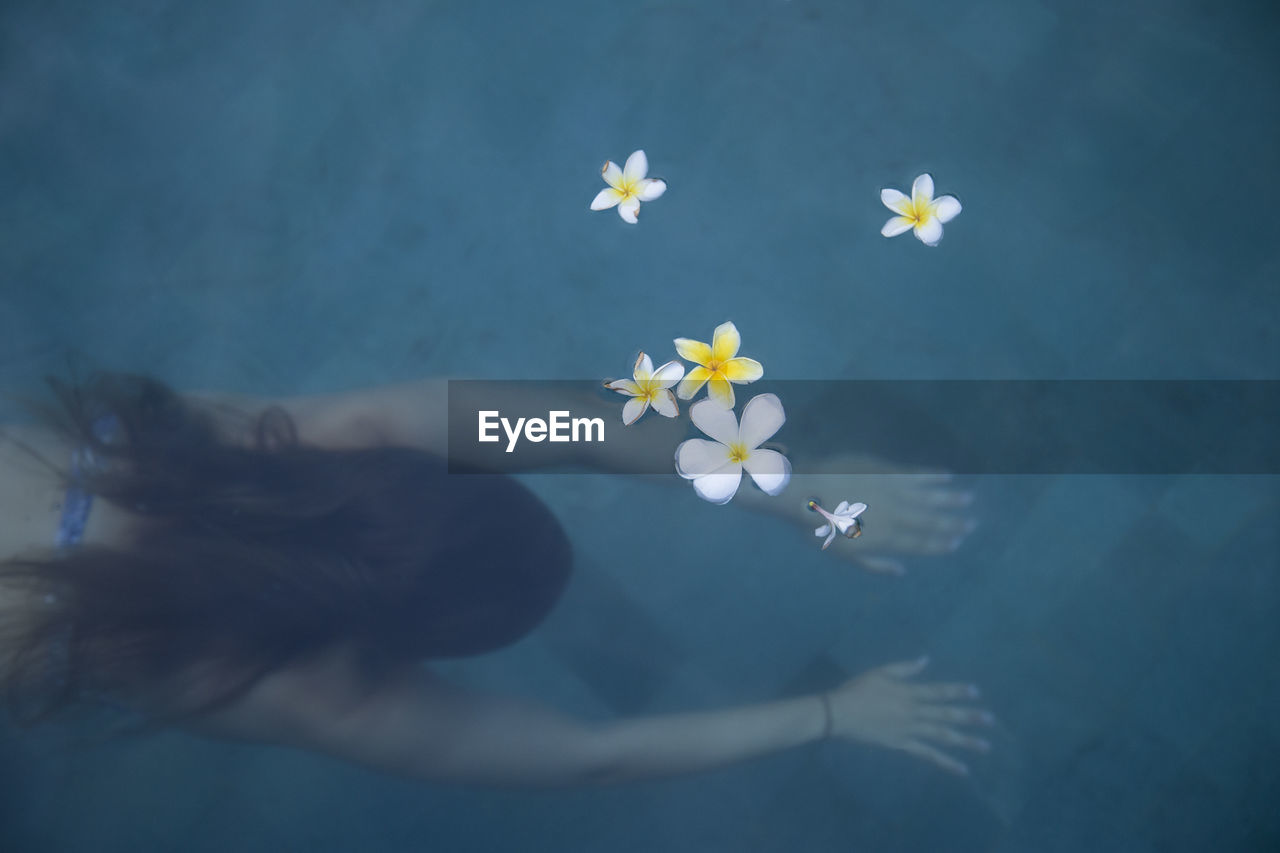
825;657;993;776
737;453;977;574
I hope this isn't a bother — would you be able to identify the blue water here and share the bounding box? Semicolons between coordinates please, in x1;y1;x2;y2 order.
1;0;1277;851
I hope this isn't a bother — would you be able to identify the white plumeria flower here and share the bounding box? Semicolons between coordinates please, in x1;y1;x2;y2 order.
590;150;667;223
880;173;962;246
604;352;685;425
807;499;867;550
674;394;791;505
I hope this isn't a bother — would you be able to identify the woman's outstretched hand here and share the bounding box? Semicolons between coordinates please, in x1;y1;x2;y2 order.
824;657;993;776
737;453;977;574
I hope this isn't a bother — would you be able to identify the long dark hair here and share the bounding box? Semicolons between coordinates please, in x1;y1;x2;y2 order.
1;374;571;724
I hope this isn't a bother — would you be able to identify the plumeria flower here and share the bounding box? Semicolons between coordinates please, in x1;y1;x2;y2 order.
807;499;868;550
674;321;763;409
674;394;790;504
880;173;962;246
604;352;685;425
590;150;667;223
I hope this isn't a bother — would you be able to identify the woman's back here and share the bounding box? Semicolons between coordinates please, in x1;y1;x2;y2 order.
0;376;571;726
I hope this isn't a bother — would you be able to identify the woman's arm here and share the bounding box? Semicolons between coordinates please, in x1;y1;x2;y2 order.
303;674;831;787
190;379;684;473
186;381;451;453
191;646;990;787
190;383;977;570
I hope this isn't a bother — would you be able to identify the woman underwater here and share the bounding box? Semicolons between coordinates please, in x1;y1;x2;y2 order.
0;373;991;786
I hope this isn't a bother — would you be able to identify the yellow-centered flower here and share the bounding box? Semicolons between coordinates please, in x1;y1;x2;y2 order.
604;352;685;425
590;150;667;224
674;394;791;505
674;321;763;409
880;173;962;246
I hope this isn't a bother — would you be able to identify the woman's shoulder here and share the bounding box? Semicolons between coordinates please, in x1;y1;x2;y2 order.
0;424;72;558
0;422;68;459
185;381;447;454
0;425;67;684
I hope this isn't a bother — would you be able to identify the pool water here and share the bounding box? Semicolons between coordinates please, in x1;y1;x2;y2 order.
1;1;1277;850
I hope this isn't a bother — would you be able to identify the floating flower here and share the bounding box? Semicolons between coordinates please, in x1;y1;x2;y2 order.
807;499;868;550
604;352;685;425
674;394;790;504
590;150;667;223
880;173;962;246
674;321;763;409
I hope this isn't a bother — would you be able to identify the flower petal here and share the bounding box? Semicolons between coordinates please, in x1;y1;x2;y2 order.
912;173;934;206
706;375;736;409
915;217;943;246
676;365;712;399
674;338;713;366
637;178;666;201
622;149;649;183
688;399;740;445
691;464;743;505
710;321;741;362
742;448;791;496
633;352;654;381
932;195;962;223
675;437;732;478
604;378;642;395
650;359;685;387
880;188;913;216
618;197;640;224
602;160;623;189
650;389;678;418
737;392;786;449
721;357;763;383
834;500;849;514
815;523;831;538
881;216;914;237
822;529;837;550
622;396;650;425
591;187;622;210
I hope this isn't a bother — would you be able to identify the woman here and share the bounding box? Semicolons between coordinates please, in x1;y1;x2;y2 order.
0;373;991;786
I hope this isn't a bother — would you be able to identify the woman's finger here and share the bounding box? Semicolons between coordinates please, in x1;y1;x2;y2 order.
887;508;974;537
928;515;977;537
900;740;969;776
911;534;967;554
856;555;907;575
912;723;992;753
879;656;929;679
912;682;980;701
916;705;995;726
902;470;954;483
917;488;976;508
